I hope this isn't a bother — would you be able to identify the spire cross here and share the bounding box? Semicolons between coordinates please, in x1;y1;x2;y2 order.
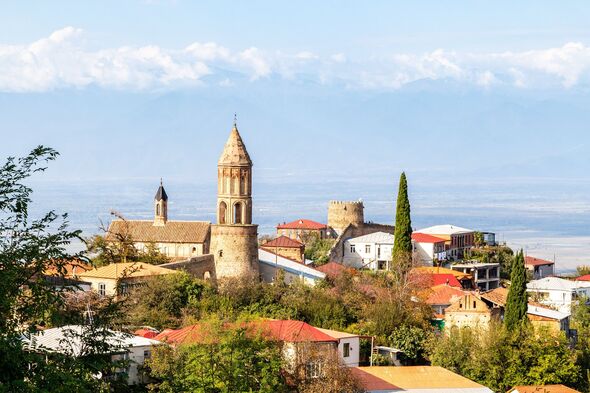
160;177;163;186
233;113;237;128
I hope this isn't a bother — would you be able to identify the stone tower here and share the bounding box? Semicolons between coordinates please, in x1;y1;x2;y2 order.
327;200;364;235
210;119;259;279
153;180;168;226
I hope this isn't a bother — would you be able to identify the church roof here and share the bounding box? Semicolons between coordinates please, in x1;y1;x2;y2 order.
218;125;252;166
154;182;168;201
106;220;210;244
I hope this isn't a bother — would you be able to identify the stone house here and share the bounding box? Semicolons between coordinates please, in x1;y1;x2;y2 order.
444;294;499;331
277;219;329;243
261;235;305;263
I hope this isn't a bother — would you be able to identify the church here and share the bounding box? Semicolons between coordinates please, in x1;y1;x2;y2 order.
106;119;260;280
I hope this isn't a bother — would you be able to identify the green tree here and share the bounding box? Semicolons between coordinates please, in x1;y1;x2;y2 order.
147;320;287;393
504;249;528;331
392;172;412;276
388;324;432;364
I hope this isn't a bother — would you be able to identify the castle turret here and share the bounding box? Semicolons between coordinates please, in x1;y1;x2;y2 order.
153;179;168;226
210;118;259;279
327;200;364;235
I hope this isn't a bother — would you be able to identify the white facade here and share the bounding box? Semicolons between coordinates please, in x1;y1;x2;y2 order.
316;328;363;367
26;325;160;385
527;277;590;313
343;232;394;270
258;248;326;286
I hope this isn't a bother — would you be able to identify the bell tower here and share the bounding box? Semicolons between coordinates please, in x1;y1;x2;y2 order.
153;179;168;226
210;117;259;279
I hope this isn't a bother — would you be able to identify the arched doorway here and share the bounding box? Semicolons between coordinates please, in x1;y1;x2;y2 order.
234;202;242;224
219;201;227;224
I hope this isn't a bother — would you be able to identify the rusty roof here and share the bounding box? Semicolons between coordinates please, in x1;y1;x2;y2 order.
262;235;304;248
106;219;210;244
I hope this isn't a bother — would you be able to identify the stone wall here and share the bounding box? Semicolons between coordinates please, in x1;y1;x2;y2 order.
210;224;259;279
329;222;395;263
260;245;304;263
160;254;216;283
327;200;364;235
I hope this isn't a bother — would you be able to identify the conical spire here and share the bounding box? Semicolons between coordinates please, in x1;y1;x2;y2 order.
154;178;168;201
218;118;252;166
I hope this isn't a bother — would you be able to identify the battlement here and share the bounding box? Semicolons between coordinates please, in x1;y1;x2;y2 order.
327;200;365;235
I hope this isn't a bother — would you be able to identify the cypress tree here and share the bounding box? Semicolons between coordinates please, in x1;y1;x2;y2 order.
504;249;528;331
392;172;412;272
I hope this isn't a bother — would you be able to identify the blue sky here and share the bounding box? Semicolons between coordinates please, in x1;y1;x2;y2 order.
2;1;590;267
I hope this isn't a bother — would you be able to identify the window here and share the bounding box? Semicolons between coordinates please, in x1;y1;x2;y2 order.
377;246;381;258
305;362;322;379
98;282;106;296
219;201;227;224
365;245;371;254
156;204;160;215
343;343;350;358
144;350;151;359
350;245;355;253
234;202;242;224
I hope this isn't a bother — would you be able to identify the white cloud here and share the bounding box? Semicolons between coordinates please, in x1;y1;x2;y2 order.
1;27;590;92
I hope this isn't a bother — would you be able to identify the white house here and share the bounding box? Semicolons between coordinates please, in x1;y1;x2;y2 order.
316;327;367;367
416;224;475;260
411;232;447;265
342;232;394;270
258;248;325;286
26;325;160;385
527;277;590;313
524;256;555;280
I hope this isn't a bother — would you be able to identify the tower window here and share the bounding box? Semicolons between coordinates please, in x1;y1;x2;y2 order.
234;202;242;224
219;201;227;224
219;250;223;257
156;204;160;215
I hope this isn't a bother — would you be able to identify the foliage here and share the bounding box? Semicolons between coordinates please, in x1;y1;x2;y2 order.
505;249;528;331
392;172;412;276
388;324;432;364
577;265;590;277
0;146;128;392
430;323;581;392
571;298;590;391
304;233;335;266
124;272;213;330
467;245;514;279
147;319;287;393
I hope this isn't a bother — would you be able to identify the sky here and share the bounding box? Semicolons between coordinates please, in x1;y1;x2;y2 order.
1;1;590;269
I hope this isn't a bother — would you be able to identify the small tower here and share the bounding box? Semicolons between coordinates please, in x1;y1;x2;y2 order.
210;117;259;279
327;200;364;235
153;179;168;226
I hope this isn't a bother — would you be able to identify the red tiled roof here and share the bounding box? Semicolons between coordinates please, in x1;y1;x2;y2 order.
315;262;349;277
134;329;159;339
412;233;447;243
277;219;327;230
429;274;462;288
262;235;304;248
154;320;337;346
525;256;554;266
426;285;465;305
576;274;590;281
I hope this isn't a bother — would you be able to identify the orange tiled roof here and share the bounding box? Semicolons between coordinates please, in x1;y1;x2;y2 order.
44;260;93;278
262;235;304;248
79;262;176;280
426;284;465;305
106;219;210;244
412;233;447;243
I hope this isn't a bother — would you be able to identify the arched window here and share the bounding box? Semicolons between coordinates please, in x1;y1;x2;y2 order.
219;201;227;224
203;271;211;281
239;172;246;194
234;202;242;224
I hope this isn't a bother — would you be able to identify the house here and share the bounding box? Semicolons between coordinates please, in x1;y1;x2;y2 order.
106;182;211;260
277;219;329;242
576;274;590;282
411;232;447;264
155;320;371;378
525;256;555;279
527;277;590;314
444;294;500;331
415;224;475;260
26;325;160;385
425;284;465;318
78;262;176;296
43;260;93;291
352;366;493;393
258;248;325;286
480;287;571;335
260;235;305;263
342;231;394;270
508;385;581;393
451;262;500;291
